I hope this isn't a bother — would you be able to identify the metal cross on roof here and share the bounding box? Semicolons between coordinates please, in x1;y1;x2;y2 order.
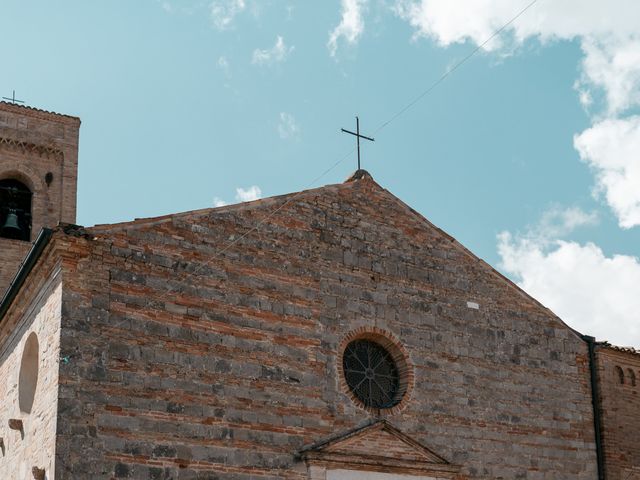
2;90;25;104
342;116;374;170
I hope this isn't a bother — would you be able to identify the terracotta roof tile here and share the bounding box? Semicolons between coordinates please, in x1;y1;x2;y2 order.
598;342;640;357
0;101;80;125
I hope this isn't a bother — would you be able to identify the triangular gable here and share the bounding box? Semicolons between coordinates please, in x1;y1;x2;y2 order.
298;420;460;477
86;168;584;341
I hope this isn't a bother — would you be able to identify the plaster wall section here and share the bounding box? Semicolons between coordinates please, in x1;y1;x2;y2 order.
55;177;598;479
0;102;80;295
0;275;62;480
596;347;640;479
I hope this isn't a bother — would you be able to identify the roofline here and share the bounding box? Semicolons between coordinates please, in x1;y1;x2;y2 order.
595;341;640;357
0;101;81;126
87;170;383;233
370;180;592;344
0;228;53;324
88;178;352;233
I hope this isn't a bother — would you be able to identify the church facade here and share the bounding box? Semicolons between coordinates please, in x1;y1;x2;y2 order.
0;102;638;480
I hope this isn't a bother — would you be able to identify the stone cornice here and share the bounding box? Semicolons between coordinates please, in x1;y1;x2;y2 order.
0;136;64;160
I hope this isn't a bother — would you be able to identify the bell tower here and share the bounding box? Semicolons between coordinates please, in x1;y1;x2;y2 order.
0;101;80;295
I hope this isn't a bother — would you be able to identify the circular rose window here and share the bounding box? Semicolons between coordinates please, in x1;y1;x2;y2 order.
342;339;401;409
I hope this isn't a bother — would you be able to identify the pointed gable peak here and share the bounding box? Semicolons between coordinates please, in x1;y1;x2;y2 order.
345;169;374;183
300;420;447;463
299;420;460;476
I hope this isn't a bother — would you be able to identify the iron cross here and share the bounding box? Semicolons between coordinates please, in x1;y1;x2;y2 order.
1;90;25;104
342;116;374;170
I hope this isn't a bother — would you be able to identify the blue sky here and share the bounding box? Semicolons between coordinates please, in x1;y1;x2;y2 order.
2;0;640;346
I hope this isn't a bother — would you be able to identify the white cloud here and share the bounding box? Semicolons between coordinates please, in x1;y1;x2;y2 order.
213;186;262;206
576;86;593;110
210;0;246;30
393;0;640;53
213;197;228;207
252;36;294;66
501;205;598;249
392;0;640;112
498;232;640;348
285;4;295;21
217;56;231;77
574;116;640;229
328;0;368;57
578;38;640;116
535;205;599;240
393;0;640;227
277;112;300;139
158;1;201;15
497;206;639;347
235;185;262;202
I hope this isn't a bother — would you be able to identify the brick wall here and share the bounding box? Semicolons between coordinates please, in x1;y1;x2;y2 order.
50;174;598;479
0;101;80;295
596;346;640;478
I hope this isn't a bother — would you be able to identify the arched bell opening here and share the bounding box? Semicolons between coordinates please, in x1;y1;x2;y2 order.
0;178;32;241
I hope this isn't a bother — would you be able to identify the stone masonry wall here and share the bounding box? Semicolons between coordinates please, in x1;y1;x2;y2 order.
55;175;598;479
0;275;62;480
596;347;640;479
0;101;80;296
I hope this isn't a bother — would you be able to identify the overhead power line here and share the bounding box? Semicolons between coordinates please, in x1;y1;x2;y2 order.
373;0;538;135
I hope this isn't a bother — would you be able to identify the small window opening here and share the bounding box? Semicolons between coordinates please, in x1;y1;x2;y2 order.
0;178;32;241
627;368;636;387
615;366;625;385
19;332;39;413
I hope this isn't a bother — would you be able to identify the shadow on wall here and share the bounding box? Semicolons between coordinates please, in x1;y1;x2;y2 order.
19;332;39;414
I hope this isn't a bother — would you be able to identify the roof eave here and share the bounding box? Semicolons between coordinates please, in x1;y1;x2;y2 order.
0;228;54;324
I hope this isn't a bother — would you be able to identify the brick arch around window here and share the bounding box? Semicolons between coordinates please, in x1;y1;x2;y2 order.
338;327;414;416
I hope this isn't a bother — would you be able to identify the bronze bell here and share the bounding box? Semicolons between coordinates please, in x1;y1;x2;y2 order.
2;211;22;236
